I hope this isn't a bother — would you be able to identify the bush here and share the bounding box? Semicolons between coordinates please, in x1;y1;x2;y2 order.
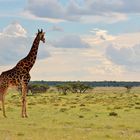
69;81;92;93
17;84;49;95
56;84;71;95
56;81;92;94
124;85;133;93
109;112;118;116
28;84;49;94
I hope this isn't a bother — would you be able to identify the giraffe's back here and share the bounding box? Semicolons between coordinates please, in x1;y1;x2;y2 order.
0;66;29;87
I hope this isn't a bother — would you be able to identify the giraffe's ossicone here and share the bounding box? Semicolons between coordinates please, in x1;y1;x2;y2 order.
0;29;46;118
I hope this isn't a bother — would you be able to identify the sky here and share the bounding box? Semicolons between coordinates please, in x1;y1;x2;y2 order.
0;0;140;81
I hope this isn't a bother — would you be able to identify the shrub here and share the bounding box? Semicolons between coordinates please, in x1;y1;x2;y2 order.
28;84;49;94
79;115;84;118
109;112;118;116
124;85;133;93
59;108;68;112
17;84;49;95
69;81;92;93
56;84;71;95
56;81;92;94
135;106;140;109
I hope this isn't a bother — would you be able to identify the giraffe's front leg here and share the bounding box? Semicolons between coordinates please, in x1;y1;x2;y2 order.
21;83;28;118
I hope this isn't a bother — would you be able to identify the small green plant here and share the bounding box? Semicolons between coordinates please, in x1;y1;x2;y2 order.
135;106;140;109
109;112;118;116
79;115;84;118
59;108;68;112
79;104;85;107
80;107;91;112
17;132;24;136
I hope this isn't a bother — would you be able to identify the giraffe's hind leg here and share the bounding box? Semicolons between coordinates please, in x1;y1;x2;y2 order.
21;82;28;118
0;92;7;118
2;95;6;118
21;74;30;118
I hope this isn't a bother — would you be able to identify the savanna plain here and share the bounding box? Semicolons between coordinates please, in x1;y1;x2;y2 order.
0;87;140;140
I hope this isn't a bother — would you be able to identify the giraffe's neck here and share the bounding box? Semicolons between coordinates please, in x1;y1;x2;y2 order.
15;34;41;72
27;35;40;61
25;35;41;69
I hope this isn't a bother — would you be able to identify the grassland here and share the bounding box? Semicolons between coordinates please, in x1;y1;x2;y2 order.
0;87;140;140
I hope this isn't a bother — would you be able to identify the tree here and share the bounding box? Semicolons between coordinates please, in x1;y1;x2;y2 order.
28;84;49;94
56;81;93;94
69;82;92;93
125;85;133;93
18;84;49;95
56;84;71;95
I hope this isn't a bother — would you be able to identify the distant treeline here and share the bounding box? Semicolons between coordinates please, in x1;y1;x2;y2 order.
30;81;140;87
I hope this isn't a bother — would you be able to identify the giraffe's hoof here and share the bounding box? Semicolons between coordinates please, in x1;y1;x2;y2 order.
21;114;28;118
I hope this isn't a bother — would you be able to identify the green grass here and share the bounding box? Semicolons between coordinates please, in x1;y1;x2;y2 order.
0;87;140;140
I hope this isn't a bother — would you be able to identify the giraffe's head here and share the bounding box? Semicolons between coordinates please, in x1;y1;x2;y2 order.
37;29;45;43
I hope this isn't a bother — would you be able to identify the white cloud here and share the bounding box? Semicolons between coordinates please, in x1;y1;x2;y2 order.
26;0;65;19
84;0;140;14
21;11;64;23
25;0;129;23
81;28;140;77
79;13;127;23
106;44;140;71
48;25;64;32
2;21;27;37
0;22;50;65
89;28;115;44
51;34;90;48
82;28;116;55
85;29;140;72
30;46;126;81
112;32;140;48
102;31;140;72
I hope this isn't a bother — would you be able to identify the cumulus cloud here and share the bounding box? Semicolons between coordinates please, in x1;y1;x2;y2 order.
83;28;140;74
26;0;65;19
0;36;28;65
2;21;27;37
75;0;140;14
86;30;140;72
82;28;116;54
103;31;140;71
51;35;90;48
106;44;140;70
48;25;64;32
0;22;50;65
25;0;130;23
31;46;126;81
90;28;115;43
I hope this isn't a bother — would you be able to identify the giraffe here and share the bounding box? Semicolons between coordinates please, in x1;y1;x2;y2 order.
0;29;45;118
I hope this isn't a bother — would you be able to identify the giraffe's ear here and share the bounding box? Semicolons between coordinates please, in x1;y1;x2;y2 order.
38;29;40;33
41;29;43;32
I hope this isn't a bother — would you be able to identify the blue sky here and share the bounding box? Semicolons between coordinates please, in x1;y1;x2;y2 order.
0;0;140;81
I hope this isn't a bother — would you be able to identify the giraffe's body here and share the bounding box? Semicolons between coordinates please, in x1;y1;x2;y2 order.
0;29;45;117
